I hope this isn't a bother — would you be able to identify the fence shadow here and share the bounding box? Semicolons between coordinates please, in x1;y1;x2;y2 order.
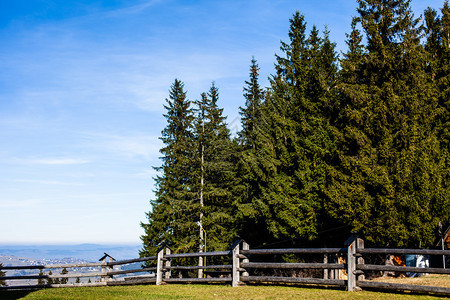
0;289;35;300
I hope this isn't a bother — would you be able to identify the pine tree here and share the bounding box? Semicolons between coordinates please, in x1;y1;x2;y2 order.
75;277;81;284
37;269;45;286
60;267;68;284
239;57;264;149
239;12;338;244
235;58;268;244
194;83;236;251
0;263;6;286
328;0;448;247
47;270;53;285
141;79;197;257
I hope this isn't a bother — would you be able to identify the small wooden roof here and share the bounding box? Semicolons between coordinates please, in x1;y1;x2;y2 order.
98;252;116;262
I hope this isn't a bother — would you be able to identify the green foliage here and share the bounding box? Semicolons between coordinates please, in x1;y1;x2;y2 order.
327;0;449;247
141;79;197;258
60;268;68;284
237;12;339;244
194;83;237;252
141;79;237;272
141;2;449;251
37;269;45;286
0;263;6;286
47;270;53;285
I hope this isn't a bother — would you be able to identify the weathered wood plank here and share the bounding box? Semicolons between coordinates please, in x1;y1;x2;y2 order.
0;272;104;280
347;238;357;291
164;277;231;283
240;262;345;269
165;264;232;270
0;262;105;270
107;267;156;276
241;248;347;255
357;280;450;295
165;251;230;258
358;248;450;256
107;256;157;266
231;242;240;287
357;264;450;274
241;276;346;286
107;278;156;286
0;282;107;290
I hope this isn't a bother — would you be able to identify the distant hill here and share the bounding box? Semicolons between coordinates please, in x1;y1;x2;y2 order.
0;244;142;262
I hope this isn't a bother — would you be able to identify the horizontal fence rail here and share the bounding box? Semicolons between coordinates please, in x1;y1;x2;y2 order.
241;276;346;286
354;244;450;295
1;237;449;296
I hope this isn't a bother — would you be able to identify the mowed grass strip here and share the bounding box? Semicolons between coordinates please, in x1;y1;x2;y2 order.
1;284;448;300
369;274;450;287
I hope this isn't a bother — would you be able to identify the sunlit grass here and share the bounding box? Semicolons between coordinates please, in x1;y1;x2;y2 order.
1;283;448;300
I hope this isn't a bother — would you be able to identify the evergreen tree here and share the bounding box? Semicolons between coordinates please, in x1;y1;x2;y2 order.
328;0;448;247
75;277;81;284
47;270;53;285
141;79;197;257
37;269;45;286
0;263;6;286
60;267;68;284
194;83;236;251
239;12;338;244
235;58;268;245
239;57;264;149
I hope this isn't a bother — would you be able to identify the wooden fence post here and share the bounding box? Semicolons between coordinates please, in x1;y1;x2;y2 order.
156;247;164;285
165;248;171;279
242;241;249;277
323;254;328;279
356;238;365;281
99;253;114;282
346;235;357;291
232;241;240;287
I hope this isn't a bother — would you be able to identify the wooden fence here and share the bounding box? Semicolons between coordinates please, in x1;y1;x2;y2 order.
1;236;449;296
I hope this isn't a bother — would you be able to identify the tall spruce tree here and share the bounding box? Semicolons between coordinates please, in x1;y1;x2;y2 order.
235;58;268;244
238;12;338;244
328;0;448;247
239;57;264;149
194;83;236;252
140;79;197;257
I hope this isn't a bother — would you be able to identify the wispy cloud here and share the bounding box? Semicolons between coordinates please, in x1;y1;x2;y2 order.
0;198;42;208
15;157;90;165
13;179;84;186
80;131;161;161
100;0;164;18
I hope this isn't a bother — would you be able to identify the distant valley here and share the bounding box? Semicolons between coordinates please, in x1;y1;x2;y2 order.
0;243;142;262
0;244;147;286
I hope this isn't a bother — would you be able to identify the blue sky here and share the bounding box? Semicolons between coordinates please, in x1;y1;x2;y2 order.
0;0;443;245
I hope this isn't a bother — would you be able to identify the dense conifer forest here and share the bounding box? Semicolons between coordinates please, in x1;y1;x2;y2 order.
140;0;449;257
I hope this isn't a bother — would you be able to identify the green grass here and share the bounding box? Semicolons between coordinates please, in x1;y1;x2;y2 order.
0;284;448;300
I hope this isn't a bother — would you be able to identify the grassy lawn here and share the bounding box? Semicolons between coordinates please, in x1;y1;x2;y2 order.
369;275;450;288
0;283;448;300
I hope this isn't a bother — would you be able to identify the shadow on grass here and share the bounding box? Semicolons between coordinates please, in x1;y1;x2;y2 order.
0;289;36;300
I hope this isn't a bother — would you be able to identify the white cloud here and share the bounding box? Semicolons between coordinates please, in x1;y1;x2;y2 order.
80;131;161;161
13;179;84;186
0;198;42;208
18;158;90;165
